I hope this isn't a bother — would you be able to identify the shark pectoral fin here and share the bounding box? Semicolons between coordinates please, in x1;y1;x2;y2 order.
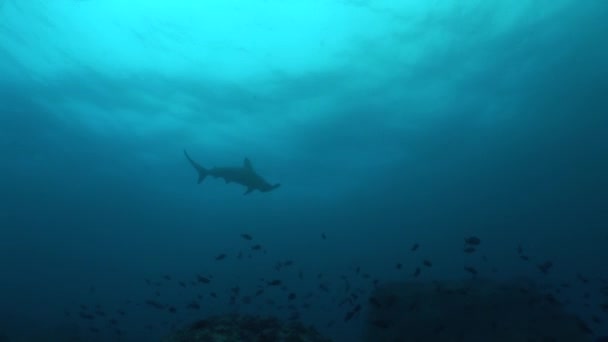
244;187;254;195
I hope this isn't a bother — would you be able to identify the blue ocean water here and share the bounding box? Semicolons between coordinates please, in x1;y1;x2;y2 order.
0;0;607;341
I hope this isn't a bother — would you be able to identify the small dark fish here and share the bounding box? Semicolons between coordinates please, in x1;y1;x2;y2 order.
241;233;253;240
145;300;165;310
413;267;421;277
371;319;391;329
168;306;177;314
163;275;171;281
544;294;559;305
251;244;262;251
321;233;327;240
179;281;186;288
186;301;200;310
79;312;95;320
538;261;553;274
576;318;593;334
465;236;481;246
409;301;420;311
411;243;419;251
197;275;211;284
344;305;361;322
464;247;476;254
210;292;218;298
520;255;530;261
577;273;589;284
464;266;477;275
423;260;432;267
434;324;446;333
395;263;402;270
215;254;227;261
288;293;296;300
267;279;282;286
369;297;382;308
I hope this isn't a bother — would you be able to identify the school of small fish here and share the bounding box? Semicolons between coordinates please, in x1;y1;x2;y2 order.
62;233;608;341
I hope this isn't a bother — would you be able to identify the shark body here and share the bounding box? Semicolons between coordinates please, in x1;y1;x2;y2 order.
184;150;281;195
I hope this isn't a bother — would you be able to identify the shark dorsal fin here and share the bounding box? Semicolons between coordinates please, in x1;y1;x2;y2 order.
243;158;254;172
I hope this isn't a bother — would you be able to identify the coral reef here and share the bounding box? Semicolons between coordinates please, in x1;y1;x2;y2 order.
365;278;594;342
162;314;332;342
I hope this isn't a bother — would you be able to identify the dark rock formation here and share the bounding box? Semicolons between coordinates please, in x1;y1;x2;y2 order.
365;278;594;342
163;314;332;342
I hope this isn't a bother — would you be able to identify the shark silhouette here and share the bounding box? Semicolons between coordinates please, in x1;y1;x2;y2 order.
184;150;281;195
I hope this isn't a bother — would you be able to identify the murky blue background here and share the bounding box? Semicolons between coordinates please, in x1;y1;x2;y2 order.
1;0;607;340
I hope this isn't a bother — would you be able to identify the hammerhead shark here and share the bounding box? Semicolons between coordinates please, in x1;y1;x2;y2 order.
184;150;281;195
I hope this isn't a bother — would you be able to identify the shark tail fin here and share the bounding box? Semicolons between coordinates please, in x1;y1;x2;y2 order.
184;150;208;184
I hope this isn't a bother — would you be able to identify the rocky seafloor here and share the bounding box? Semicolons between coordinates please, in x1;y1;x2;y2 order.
364;278;597;342
162;278;599;342
162;314;332;342
1;278;603;341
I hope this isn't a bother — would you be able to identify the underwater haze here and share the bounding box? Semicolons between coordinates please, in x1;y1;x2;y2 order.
1;0;607;341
